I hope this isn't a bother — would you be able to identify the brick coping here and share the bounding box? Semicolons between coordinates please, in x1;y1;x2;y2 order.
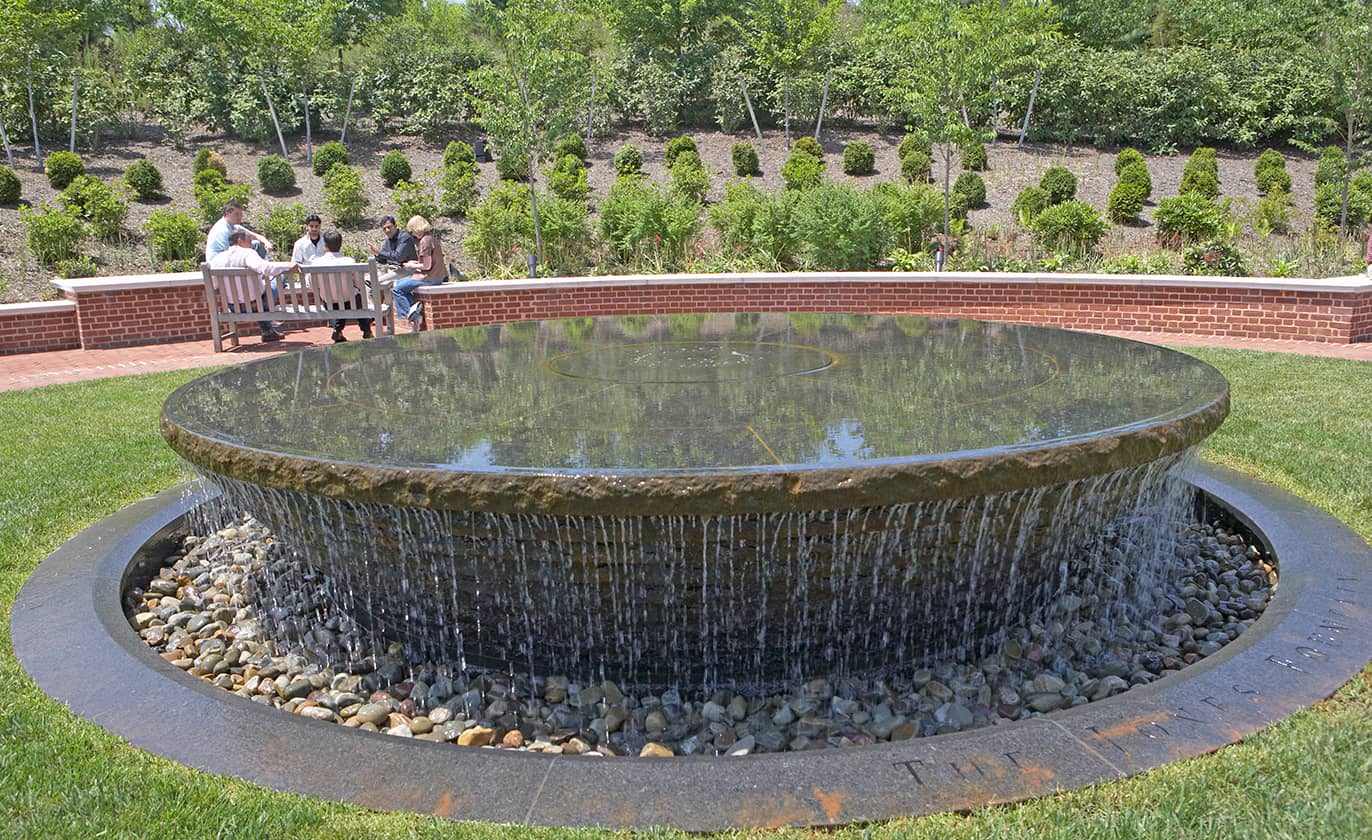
49;271;202;295
1;300;77;315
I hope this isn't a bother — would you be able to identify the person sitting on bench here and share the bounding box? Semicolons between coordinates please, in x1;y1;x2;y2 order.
209;229;299;342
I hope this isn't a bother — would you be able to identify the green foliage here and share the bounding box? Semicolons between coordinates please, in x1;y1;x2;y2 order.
1154;192;1226;243
1255;164;1291;196
56;255;99;279
464;181;535;274
953;172;986;208
44;152;85;190
665;135;698;168
1180;168;1220;200
379;151;413;188
1114;148;1145;175
1314;179;1372;229
709;181;797;267
1107;180;1148;223
1251;188;1294;234
392;179;439;224
553;134;589;163
257;156;296;195
781;150;825;191
322;164;368;227
192;170;251;226
0;166;18;204
143;210;202;262
1040;166;1077;204
1184;147;1219;178
19;204;86;266
59;177;129;240
548;155;591;203
1117;161;1153;198
1011;186;1051;226
1097;251;1177;275
1031;200;1108;253
614;144;644;176
443;141;477;169
669;150;710;204
193;149;227;178
1183;240;1247;276
791;136;824;159
123;160;164;201
868;182;943;253
898;130;932;160
256;204;308;255
1314;146;1346;189
1255;148;1284;175
496;148;530;182
900;151;931;185
732;143;760;177
959;141;988;172
598;176;701;269
536;193;595;274
789;182;887;271
439;161;480;218
312;142;349;177
842;142;875;176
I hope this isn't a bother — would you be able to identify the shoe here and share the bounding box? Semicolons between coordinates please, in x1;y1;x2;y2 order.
360;329;373;340
410;302;425;331
260;330;284;343
331;329;348;343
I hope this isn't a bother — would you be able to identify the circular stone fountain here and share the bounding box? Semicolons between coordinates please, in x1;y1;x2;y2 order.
160;313;1228;692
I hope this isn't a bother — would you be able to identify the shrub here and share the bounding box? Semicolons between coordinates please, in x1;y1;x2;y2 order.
597;176;701;269
58;175;108;217
1154;192;1225;243
1011;186;1050;225
257;203;308;254
842;142;875;176
1183;147;1218;179
1314;179;1372;228
443;141;477;169
900;151;931;184
1031;200;1107;253
781;150;825;190
192;149;227;178
1251;188;1294;234
553;134;588;164
323;164;368;226
1314;146;1346;190
192;170;251;225
669;150;709;204
790;181;886;271
495;148;529;182
1040;166;1077;204
143;209;201;262
613;144;643;176
393;179;440;223
0;165;18;204
1116;161;1153;198
1098;252;1177;275
1107;180;1148;223
56;255;99;279
59;176;128;239
1255;148;1284;176
709;180;797;267
548;154;591;203
868;182;942;253
664;135;697;168
1114;148;1145;175
464;181;535;274
439;161;480;218
1183;240;1247;276
123;160;163;200
257;155;296;194
19;204;86;265
313;141;349;177
953;172;986;207
1256;165;1291;196
791;136;823;159
44;151;85;189
379;151;413;188
1179;168;1220;200
536;193;594;274
898;130;932;160
960;141;988;171
732;142;760;177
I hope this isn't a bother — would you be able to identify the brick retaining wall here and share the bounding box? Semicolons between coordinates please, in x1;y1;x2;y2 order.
0;301;80;355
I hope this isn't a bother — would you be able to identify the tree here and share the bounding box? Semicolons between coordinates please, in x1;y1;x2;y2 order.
1315;10;1372;244
470;0;600;270
0;0;80;165
746;0;841;148
607;0;731;131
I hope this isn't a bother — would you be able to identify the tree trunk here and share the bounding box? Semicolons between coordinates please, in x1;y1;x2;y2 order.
518;75;545;269
0;110;13;168
814;68;831;140
585;77;596;150
989;76;998;146
1018;68;1041;148
302;84;313;165
340;78;356;145
943;144;953;239
1339;111;1353;242
27;56;42;165
742;79;763;144
69;73;78;152
784;74;791;148
261;77;289;160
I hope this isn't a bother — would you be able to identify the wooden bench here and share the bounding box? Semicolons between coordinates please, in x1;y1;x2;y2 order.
202;258;394;352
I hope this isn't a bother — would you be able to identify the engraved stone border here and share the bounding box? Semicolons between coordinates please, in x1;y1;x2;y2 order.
13;463;1372;830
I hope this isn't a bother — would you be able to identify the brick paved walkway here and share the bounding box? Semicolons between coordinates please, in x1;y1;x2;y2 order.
1;325;1369;394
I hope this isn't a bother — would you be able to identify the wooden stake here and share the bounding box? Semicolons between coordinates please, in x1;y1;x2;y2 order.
0;111;13;167
741;79;763;146
69;72;78;152
27;56;42;165
1018;68;1041;148
340;78;356;146
302;84;313;165
261;77;289;160
814;68;831;140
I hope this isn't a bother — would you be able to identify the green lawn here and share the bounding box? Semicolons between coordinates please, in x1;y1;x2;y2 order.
1;348;1370;839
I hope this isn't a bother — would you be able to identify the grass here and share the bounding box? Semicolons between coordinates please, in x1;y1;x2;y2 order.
1;348;1370;839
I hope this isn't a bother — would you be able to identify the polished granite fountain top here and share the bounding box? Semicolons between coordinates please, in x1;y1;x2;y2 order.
161;314;1229;512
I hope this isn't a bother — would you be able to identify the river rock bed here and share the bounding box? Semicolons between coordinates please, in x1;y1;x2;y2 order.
125;511;1275;758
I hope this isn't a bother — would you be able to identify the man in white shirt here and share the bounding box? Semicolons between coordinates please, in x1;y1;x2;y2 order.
309;230;374;342
205;199;272;264
291;213;326;265
209;229;299;341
